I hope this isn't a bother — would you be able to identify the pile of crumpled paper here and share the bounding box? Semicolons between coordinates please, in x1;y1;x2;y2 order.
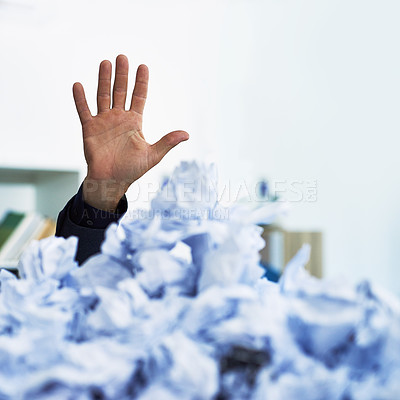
1;161;400;399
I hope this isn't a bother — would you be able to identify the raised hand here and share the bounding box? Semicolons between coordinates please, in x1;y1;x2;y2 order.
73;54;189;212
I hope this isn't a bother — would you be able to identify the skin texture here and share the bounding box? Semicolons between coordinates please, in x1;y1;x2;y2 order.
72;54;189;212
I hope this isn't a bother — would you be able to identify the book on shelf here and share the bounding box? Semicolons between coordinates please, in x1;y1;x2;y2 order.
0;211;25;250
0;211;56;272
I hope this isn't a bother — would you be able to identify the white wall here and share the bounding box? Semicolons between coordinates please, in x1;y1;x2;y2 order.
214;0;400;295
0;0;399;294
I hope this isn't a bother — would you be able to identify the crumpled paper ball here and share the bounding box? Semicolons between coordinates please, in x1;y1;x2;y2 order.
0;161;398;399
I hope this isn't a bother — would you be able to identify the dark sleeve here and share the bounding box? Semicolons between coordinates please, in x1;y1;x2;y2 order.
55;184;128;265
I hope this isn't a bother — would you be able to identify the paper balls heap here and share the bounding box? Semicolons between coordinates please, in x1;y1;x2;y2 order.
0;162;399;399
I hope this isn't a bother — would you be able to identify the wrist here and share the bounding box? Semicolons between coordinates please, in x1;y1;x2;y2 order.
82;177;129;212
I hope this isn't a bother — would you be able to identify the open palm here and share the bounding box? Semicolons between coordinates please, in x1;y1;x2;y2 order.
73;55;189;211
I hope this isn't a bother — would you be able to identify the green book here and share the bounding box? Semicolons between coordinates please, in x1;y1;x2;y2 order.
0;211;25;251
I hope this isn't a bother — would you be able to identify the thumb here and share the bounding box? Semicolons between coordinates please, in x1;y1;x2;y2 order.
150;130;189;166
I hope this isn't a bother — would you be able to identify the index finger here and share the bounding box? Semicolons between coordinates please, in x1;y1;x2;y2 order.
130;64;149;115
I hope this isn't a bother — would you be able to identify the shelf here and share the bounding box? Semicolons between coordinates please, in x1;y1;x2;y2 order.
260;226;323;278
0;166;82;220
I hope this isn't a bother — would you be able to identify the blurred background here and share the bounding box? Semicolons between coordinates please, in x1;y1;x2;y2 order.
0;0;399;294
